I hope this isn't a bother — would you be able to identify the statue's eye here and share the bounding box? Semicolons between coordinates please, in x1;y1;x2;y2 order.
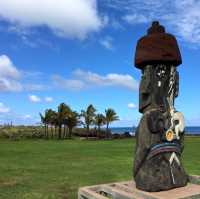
156;65;167;79
174;120;179;125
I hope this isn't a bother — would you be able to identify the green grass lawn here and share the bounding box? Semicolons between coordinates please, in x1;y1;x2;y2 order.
0;137;200;199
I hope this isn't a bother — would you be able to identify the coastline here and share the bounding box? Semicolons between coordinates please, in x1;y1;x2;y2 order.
110;127;200;136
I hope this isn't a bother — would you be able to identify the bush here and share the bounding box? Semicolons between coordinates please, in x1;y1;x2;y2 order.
0;126;45;140
0;127;21;140
73;128;111;138
0;126;115;140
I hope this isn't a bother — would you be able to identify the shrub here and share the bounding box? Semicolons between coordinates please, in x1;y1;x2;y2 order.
73;128;111;138
0;126;45;140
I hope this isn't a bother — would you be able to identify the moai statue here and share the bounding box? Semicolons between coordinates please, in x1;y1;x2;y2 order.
133;21;188;192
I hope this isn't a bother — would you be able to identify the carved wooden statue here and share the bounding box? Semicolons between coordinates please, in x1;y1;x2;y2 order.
133;21;188;192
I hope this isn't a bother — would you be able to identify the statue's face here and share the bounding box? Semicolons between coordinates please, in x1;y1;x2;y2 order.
155;64;171;88
153;65;170;111
139;64;178;113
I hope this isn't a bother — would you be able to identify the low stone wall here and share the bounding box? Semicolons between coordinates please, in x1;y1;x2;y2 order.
78;175;200;199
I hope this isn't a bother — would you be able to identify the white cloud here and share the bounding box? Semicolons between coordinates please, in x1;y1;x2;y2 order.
0;78;23;92
104;0;200;46
53;69;138;91
0;55;22;92
24;114;32;119
0;102;10;113
111;19;124;30
128;103;137;109
0;111;40;125
45;97;53;103
0;55;48;92
123;14;150;24
28;95;54;103
0;0;103;40
28;95;41;103
74;69;139;90
0;55;20;79
172;0;200;44
24;84;47;91
100;36;114;50
52;75;85;91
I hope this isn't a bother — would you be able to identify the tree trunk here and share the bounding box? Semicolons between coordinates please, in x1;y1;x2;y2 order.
51;125;53;139
106;122;109;138
69;127;72;139
58;125;62;139
43;125;45;138
64;125;68;139
86;125;89;139
98;125;100;138
63;125;66;139
44;124;47;139
55;126;57;138
66;127;69;138
46;125;49;139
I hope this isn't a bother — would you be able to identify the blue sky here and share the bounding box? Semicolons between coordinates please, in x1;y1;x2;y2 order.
0;0;199;126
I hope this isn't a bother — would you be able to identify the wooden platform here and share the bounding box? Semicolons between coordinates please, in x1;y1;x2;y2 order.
78;175;200;199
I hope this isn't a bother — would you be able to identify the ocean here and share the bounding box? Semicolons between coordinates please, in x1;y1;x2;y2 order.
110;126;200;135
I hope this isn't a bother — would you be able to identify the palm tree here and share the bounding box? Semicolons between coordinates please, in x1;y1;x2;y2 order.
48;109;57;139
105;108;119;138
94;114;106;138
39;109;52;139
53;112;59;138
81;104;96;138
40;112;47;138
64;111;80;138
57;103;71;139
